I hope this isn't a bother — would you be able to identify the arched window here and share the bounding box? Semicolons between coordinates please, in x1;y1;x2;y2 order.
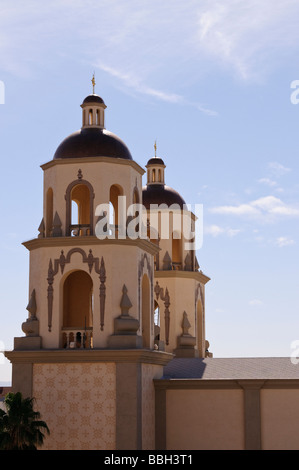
109;184;123;231
62;270;93;348
46;187;53;237
172;232;182;269
63;270;93;327
142;274;151;348
65;180;94;236
197;299;204;357
133;187;139;204
89;109;93;125
70;184;90;236
154;299;160;342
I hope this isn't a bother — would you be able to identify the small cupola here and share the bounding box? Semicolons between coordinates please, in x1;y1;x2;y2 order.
81;74;106;129
146;142;166;185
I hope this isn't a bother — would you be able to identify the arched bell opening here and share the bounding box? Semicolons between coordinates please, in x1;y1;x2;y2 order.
46;187;53;237
197;299;204;357
154;299;160;342
141;273;151;349
109;184;124;235
172;231;182;270
65;180;94;236
62;270;93;349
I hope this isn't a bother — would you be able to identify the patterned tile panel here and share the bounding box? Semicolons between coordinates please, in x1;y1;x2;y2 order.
33;362;116;450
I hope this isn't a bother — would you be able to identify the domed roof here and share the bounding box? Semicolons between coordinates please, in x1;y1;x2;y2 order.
53;127;132;160
146;157;165;166
82;94;105;105
142;184;186;209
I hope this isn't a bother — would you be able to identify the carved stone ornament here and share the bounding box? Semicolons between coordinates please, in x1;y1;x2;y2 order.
47;248;106;332
114;285;139;335
108;285;142;349
174;311;197;357
38;218;45;239
21;289;39;337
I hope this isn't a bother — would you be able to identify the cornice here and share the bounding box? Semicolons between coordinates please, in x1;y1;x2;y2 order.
5;349;173;366
40;156;145;175
154;378;299;390
22;236;160;255
155;269;210;285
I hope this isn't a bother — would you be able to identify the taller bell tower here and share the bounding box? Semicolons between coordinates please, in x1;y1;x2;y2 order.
6;81;172;450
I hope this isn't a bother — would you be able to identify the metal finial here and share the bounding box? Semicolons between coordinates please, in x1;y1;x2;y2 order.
154;140;157;158
91;72;96;94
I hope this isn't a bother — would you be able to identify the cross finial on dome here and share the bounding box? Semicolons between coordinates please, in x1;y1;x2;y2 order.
91;72;96;94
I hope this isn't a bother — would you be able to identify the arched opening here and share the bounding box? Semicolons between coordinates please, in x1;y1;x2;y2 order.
62;270;93;348
158;169;161;182
89;109;93;125
152;169;156;182
133;187;139;204
109;184;123;232
46;187;53;236
197;299;204;357
96;109;99;125
154;299;160;342
172;232;182;269
70;184;91;236
142;274;151;348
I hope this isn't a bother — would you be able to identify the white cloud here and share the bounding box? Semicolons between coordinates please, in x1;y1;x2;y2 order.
258;178;277;187
249;299;264;307
268;162;291;177
204;224;241;237
195;0;299;80
210;196;299;220
1;0;299;88
95;62;218;115
275;236;295;247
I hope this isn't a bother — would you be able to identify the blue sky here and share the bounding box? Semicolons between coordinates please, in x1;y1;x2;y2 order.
1;0;299;384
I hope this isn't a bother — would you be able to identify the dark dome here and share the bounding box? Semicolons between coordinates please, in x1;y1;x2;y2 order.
53;127;132;160
142;184;186;209
82;94;105;105
146;157;165;166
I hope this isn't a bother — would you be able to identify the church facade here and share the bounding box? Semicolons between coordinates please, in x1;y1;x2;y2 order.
5;86;299;450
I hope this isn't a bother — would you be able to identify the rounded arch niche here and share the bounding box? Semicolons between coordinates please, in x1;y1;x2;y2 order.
65;179;95;236
63;270;93;329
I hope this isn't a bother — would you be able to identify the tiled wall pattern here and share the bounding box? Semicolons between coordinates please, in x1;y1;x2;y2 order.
33;362;116;450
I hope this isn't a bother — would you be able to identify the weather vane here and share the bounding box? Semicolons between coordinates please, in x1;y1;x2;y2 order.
91;73;96;94
154;140;157;158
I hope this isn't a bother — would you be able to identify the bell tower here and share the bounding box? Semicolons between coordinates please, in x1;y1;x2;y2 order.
142;145;211;358
6;80;172;450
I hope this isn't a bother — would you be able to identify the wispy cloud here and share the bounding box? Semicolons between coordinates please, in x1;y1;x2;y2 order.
249;299;264;307
204;224;241;237
1;1;299;91
210;195;299;220
268;162;291;177
275;236;295;247
258;178;277;187
195;1;299;80
95;62;218;115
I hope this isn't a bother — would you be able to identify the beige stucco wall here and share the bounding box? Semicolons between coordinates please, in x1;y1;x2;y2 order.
155;273;206;356
261;389;299;450
26;242;155;349
33;362;116;450
42;158;144;236
166;388;245;450
141;363;163;449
